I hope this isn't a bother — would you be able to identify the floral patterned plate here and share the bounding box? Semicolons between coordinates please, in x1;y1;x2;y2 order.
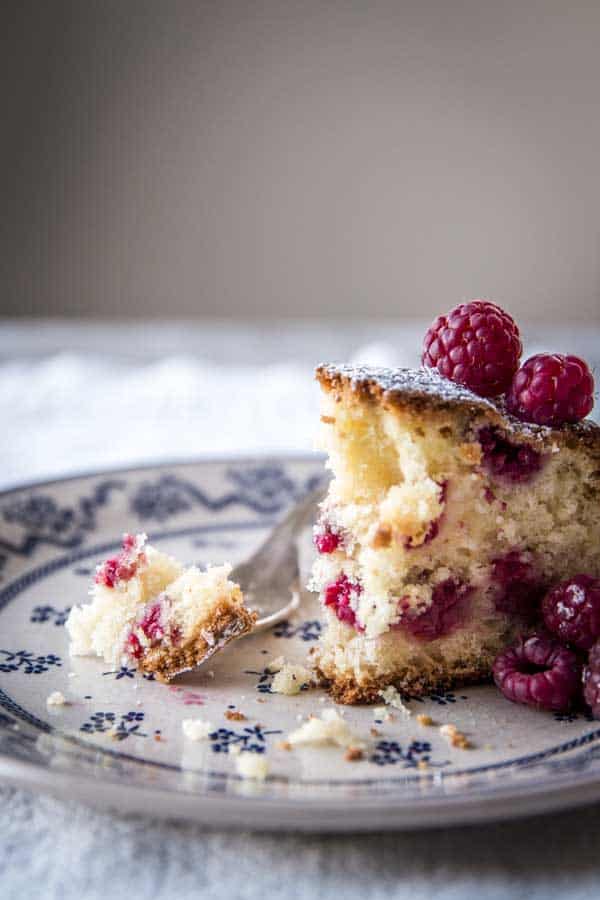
1;457;600;831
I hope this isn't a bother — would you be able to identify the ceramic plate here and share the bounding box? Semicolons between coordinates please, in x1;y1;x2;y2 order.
1;457;600;831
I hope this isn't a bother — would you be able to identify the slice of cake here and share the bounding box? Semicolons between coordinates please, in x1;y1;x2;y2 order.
310;364;600;703
66;534;256;680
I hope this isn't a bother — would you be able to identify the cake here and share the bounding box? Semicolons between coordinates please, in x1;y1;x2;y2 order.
310;364;600;704
66;533;256;680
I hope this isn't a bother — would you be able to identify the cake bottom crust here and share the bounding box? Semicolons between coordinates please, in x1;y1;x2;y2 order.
138;600;257;682
313;652;496;704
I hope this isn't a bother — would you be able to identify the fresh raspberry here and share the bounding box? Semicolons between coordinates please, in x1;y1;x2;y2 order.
491;551;545;623
493;633;582;712
323;573;363;629
422;300;522;397
506;353;595;427
314;524;341;554
542;575;600;651
583;640;600;719
399;578;472;641
478;426;543;483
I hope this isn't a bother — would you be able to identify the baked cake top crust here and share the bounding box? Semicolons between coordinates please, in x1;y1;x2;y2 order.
316;363;600;456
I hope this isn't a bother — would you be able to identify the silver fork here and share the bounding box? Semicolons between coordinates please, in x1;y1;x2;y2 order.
231;483;326;632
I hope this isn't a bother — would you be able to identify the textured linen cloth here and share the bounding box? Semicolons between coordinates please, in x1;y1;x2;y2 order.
1;319;600;900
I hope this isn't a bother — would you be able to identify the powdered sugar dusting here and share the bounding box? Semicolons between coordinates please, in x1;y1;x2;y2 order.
318;364;599;444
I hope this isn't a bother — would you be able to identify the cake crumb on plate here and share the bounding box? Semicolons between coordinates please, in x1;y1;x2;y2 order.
271;663;312;696
235;754;268;780
416;714;435;727
46;691;67;707
378;685;411;717
344;746;364;762
287;709;363;749
182;719;213;742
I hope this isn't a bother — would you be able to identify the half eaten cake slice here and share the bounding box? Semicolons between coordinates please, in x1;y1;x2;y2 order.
66;533;256;680
310;364;600;703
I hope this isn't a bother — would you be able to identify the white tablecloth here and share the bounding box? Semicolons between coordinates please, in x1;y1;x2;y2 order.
1;318;600;900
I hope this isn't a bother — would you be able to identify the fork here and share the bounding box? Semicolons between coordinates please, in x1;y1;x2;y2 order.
231;482;326;632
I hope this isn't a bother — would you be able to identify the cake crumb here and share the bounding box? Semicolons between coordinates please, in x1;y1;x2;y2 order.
277;740;292;751
344;746;364;762
182;719;213;742
266;656;285;674
320;414;336;425
378;686;411;717
225;710;246;722
370;727;381;737
46;691;67;707
235;753;268;781
256;697;266;704
207;670;215;679
271;663;312;696
416;714;434;727
417;759;430;770
439;724;457;738
440;723;472;749
287;709;363;749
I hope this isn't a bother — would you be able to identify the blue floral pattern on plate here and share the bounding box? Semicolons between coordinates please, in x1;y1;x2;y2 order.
1;456;600;831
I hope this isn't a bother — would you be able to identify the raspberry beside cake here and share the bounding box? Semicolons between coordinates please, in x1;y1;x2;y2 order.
310;364;600;703
66;534;256;680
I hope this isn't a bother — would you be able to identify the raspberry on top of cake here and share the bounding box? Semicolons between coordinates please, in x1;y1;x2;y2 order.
66;533;256;681
310;363;600;704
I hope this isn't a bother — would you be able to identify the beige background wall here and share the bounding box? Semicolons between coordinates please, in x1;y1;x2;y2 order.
2;0;600;321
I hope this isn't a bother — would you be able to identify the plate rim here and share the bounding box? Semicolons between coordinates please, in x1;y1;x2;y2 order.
2;454;600;830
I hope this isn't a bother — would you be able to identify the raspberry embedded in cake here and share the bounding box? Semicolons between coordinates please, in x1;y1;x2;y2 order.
323;573;363;629
399;577;473;641
66;534;256;681
314;523;342;554
490;550;546;623
478;427;544;483
309;363;600;704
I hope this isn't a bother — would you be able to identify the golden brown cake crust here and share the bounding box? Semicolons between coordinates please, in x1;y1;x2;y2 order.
316;363;600;459
314;657;495;704
138;601;257;682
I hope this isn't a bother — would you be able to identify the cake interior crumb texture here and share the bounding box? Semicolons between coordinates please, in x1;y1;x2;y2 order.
310;364;600;703
66;534;256;681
